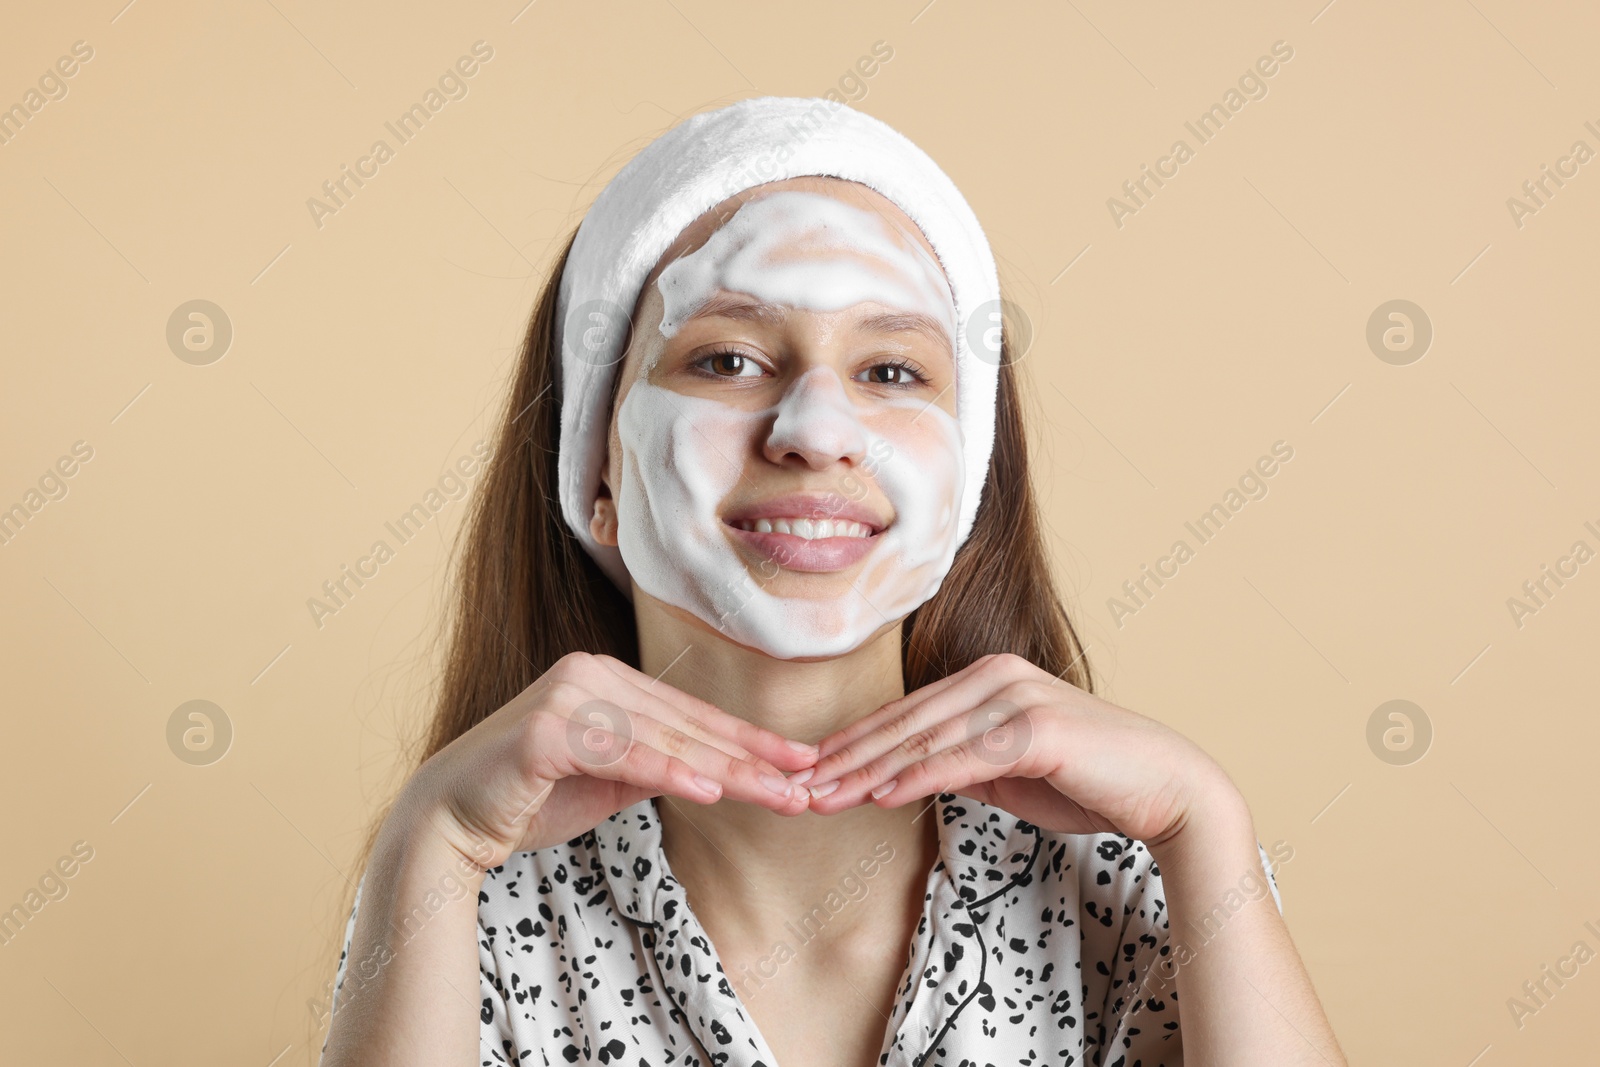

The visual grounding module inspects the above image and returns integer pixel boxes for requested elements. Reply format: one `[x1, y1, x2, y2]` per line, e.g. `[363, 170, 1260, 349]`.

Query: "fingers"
[533, 701, 812, 815]
[856, 737, 1016, 810]
[553, 726, 729, 805]
[813, 654, 1000, 760]
[576, 658, 794, 779]
[806, 702, 1038, 814]
[808, 656, 1018, 787]
[625, 711, 813, 813]
[592, 655, 820, 770]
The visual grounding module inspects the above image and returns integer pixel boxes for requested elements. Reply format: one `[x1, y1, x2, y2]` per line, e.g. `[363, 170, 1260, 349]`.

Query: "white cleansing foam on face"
[612, 188, 967, 659]
[654, 189, 957, 346]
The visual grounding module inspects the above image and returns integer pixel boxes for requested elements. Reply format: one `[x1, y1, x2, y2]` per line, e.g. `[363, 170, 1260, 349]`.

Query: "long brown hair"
[317, 221, 1093, 1052]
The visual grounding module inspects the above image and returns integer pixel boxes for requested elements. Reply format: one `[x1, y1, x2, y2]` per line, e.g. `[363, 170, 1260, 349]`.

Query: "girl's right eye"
[693, 350, 764, 378]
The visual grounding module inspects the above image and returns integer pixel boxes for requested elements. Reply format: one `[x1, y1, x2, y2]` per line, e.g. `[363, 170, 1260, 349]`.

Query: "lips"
[721, 492, 890, 573]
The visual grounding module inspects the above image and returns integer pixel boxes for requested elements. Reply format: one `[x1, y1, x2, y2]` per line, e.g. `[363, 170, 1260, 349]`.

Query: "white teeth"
[734, 517, 875, 540]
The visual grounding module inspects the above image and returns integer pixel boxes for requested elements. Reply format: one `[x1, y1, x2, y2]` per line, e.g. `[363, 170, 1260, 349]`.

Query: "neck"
[634, 593, 940, 956]
[636, 594, 906, 745]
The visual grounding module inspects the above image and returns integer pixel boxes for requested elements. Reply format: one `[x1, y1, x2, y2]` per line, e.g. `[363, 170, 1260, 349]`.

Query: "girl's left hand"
[800, 652, 1245, 847]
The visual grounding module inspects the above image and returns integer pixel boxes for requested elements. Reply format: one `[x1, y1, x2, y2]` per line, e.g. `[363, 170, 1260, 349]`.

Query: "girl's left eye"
[856, 359, 930, 386]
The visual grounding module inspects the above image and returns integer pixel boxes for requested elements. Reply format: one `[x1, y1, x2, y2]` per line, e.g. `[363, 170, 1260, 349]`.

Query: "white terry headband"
[555, 95, 1002, 594]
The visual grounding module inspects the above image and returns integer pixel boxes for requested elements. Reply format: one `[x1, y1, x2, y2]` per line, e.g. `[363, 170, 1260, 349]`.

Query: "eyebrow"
[685, 294, 953, 350]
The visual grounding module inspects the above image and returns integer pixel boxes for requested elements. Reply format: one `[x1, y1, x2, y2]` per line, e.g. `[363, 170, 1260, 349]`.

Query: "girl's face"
[594, 177, 965, 660]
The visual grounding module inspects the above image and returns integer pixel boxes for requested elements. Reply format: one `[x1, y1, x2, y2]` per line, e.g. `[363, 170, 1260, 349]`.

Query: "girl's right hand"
[394, 652, 818, 873]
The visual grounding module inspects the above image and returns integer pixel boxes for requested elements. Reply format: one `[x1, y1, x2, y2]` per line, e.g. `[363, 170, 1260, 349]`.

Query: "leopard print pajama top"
[324, 793, 1282, 1066]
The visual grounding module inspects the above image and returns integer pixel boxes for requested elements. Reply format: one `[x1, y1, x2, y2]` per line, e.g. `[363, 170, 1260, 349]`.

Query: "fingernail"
[787, 739, 820, 754]
[870, 778, 898, 800]
[692, 774, 722, 796]
[808, 780, 840, 799]
[788, 768, 815, 787]
[760, 773, 794, 797]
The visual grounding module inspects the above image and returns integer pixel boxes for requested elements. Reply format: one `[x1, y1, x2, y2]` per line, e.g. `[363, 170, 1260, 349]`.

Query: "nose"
[763, 366, 869, 470]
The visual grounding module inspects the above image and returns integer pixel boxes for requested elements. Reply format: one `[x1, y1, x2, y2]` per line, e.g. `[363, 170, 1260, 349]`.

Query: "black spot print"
[324, 794, 1281, 1065]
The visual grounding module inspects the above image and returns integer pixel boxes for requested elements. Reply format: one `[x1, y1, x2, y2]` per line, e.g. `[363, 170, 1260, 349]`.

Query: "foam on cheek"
[655, 189, 955, 342]
[849, 398, 963, 622]
[614, 383, 751, 630]
[615, 376, 965, 660]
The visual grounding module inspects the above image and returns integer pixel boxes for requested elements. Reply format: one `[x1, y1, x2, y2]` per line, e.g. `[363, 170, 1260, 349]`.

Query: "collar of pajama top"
[589, 791, 1045, 1067]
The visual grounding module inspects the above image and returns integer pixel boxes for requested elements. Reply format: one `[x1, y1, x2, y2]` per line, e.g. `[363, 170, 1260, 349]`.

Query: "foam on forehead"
[555, 95, 1003, 595]
[653, 188, 957, 345]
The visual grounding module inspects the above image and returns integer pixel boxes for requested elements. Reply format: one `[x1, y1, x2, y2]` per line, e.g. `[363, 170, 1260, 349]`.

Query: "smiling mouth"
[728, 517, 876, 540]
[720, 507, 887, 573]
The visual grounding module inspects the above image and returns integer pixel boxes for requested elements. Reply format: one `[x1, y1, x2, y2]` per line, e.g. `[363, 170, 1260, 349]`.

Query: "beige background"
[2, 0, 1596, 1062]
